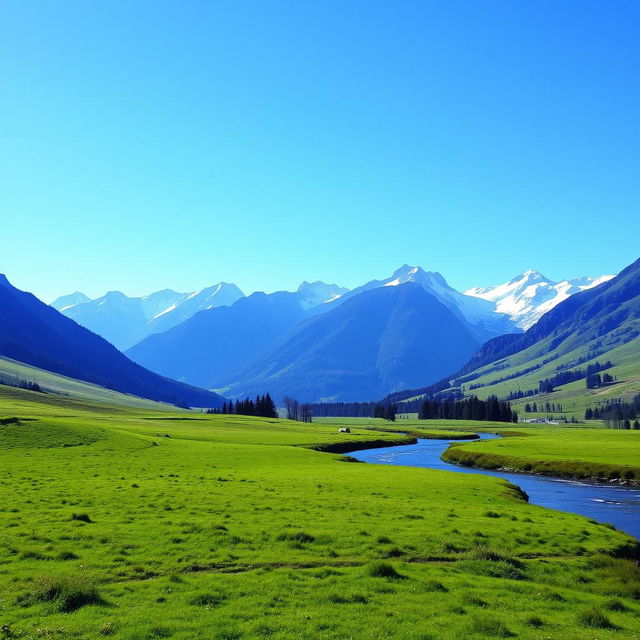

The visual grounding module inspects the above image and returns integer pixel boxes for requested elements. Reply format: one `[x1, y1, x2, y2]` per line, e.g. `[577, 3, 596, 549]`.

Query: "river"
[350, 434, 640, 539]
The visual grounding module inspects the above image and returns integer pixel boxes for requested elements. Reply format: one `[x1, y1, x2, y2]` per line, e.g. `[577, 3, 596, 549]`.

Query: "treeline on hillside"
[585, 395, 640, 429]
[309, 401, 378, 418]
[586, 372, 615, 389]
[524, 401, 564, 413]
[418, 395, 517, 423]
[383, 377, 452, 404]
[504, 361, 612, 399]
[207, 394, 278, 419]
[0, 378, 43, 393]
[373, 404, 397, 421]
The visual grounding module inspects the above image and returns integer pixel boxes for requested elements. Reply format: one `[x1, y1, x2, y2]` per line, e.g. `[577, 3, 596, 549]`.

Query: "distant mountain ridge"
[219, 283, 483, 402]
[448, 257, 640, 414]
[52, 283, 245, 350]
[51, 264, 616, 404]
[465, 270, 615, 329]
[0, 275, 224, 408]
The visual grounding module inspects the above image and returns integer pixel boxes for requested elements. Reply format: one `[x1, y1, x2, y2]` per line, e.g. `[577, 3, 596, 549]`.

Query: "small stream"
[350, 434, 640, 539]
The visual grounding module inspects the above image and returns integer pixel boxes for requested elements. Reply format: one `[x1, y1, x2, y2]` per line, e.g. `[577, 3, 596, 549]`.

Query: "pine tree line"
[585, 395, 640, 429]
[418, 395, 517, 423]
[524, 401, 564, 413]
[373, 404, 397, 421]
[0, 378, 42, 393]
[207, 394, 278, 419]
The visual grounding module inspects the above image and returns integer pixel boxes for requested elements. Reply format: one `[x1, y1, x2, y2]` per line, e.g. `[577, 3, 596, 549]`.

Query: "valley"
[1, 386, 639, 639]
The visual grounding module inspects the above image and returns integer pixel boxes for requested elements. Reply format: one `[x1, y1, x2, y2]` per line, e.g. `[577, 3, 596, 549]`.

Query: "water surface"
[350, 434, 640, 539]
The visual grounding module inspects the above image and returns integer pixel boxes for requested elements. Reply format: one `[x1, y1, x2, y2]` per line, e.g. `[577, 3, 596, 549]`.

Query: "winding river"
[350, 434, 640, 539]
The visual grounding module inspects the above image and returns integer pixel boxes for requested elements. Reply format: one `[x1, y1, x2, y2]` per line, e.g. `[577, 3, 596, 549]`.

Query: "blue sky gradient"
[1, 1, 638, 301]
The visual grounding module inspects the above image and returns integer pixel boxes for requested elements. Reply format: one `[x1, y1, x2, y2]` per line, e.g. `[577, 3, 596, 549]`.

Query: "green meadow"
[464, 337, 640, 420]
[443, 427, 640, 482]
[1, 386, 640, 639]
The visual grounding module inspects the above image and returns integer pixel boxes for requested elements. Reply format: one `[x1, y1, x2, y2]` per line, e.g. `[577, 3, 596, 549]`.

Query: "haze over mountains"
[52, 283, 245, 350]
[11, 262, 613, 405]
[0, 275, 224, 408]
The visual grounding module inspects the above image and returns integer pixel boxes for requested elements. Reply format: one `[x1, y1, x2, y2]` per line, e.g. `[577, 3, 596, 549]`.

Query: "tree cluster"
[524, 401, 563, 413]
[373, 404, 397, 421]
[207, 394, 278, 418]
[0, 378, 42, 393]
[586, 372, 615, 389]
[585, 395, 640, 429]
[283, 396, 312, 422]
[418, 395, 517, 423]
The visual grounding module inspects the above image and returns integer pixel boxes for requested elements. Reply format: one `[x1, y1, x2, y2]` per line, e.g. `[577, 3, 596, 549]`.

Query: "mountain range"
[0, 275, 224, 408]
[11, 263, 616, 405]
[465, 270, 615, 330]
[52, 283, 245, 350]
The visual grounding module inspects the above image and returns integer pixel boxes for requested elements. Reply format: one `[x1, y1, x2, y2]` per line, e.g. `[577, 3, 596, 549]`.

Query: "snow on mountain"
[465, 270, 616, 329]
[149, 283, 244, 331]
[54, 283, 245, 350]
[339, 265, 518, 341]
[51, 291, 91, 312]
[296, 281, 349, 309]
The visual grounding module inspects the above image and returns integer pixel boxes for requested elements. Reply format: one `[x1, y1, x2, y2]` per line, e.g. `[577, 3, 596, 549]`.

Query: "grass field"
[463, 336, 640, 420]
[1, 387, 640, 639]
[443, 427, 640, 483]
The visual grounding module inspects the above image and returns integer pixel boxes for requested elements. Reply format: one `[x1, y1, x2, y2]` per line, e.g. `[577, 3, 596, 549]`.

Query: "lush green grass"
[443, 427, 640, 482]
[463, 335, 640, 420]
[0, 356, 177, 410]
[1, 387, 640, 639]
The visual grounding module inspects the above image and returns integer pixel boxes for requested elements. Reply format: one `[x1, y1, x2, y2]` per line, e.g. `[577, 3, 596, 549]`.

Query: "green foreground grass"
[443, 427, 640, 483]
[1, 387, 640, 639]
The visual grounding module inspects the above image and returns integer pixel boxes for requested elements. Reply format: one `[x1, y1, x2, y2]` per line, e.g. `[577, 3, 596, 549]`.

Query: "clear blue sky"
[2, 0, 638, 302]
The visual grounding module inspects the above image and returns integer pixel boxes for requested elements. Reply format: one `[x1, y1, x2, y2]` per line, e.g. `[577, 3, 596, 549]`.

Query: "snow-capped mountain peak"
[465, 271, 615, 329]
[296, 281, 349, 309]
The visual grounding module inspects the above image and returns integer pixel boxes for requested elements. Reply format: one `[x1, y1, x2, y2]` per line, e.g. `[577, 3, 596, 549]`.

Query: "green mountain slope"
[0, 356, 178, 410]
[445, 257, 640, 418]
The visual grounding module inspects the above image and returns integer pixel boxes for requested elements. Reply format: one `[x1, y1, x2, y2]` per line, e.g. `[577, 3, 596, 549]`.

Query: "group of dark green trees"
[207, 394, 278, 419]
[585, 395, 640, 428]
[586, 372, 615, 389]
[373, 404, 397, 421]
[418, 395, 517, 423]
[524, 401, 564, 413]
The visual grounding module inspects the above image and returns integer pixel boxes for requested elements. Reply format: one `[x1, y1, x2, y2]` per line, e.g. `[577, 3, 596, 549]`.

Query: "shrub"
[19, 574, 104, 612]
[189, 592, 227, 607]
[70, 513, 93, 523]
[424, 580, 448, 592]
[366, 561, 403, 579]
[604, 598, 628, 612]
[462, 593, 488, 607]
[576, 607, 615, 629]
[525, 616, 544, 628]
[467, 614, 513, 637]
[277, 531, 315, 544]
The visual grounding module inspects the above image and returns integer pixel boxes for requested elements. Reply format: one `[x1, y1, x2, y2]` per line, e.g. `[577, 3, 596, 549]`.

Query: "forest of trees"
[585, 395, 640, 429]
[586, 372, 615, 389]
[373, 404, 397, 421]
[418, 395, 517, 423]
[207, 394, 278, 419]
[283, 396, 312, 422]
[0, 378, 42, 393]
[308, 401, 378, 418]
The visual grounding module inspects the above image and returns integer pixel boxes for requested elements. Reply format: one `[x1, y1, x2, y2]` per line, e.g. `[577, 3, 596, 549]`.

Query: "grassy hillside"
[443, 427, 640, 482]
[1, 387, 639, 638]
[461, 335, 640, 419]
[0, 356, 180, 410]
